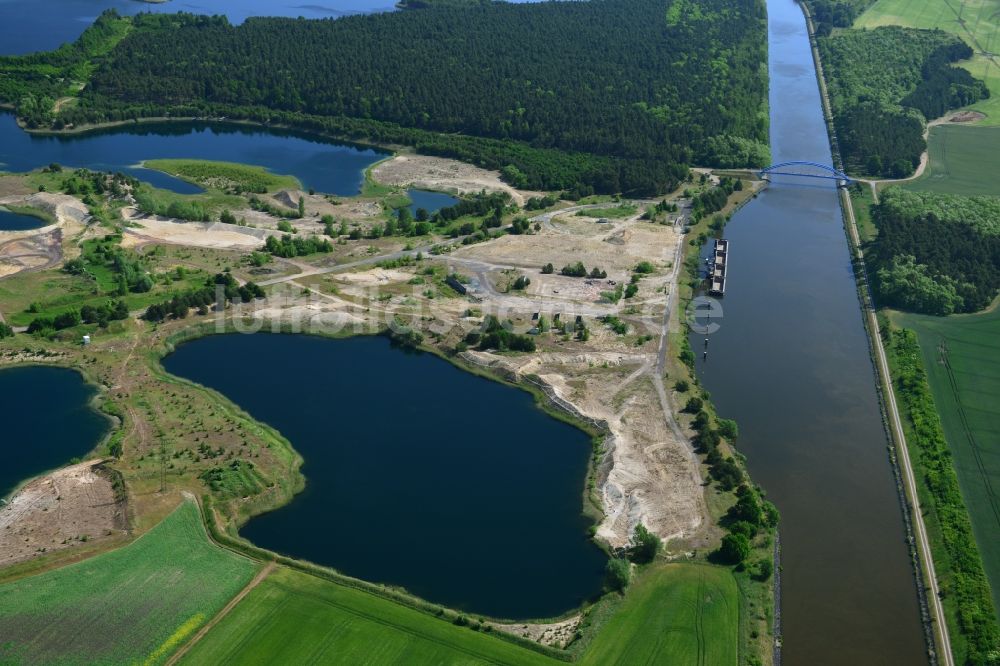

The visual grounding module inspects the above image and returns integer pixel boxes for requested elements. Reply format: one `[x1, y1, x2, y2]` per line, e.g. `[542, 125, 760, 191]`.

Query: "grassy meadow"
[0, 500, 258, 665]
[895, 304, 1000, 620]
[182, 562, 739, 666]
[579, 564, 739, 666]
[857, 0, 1000, 125]
[180, 567, 556, 666]
[144, 159, 301, 194]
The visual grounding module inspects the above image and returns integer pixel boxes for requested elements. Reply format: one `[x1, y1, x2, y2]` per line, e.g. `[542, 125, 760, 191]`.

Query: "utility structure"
[758, 160, 853, 187]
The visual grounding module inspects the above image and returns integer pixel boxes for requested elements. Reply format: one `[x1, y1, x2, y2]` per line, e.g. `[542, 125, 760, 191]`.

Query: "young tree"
[718, 533, 750, 564]
[629, 523, 662, 564]
[605, 558, 631, 592]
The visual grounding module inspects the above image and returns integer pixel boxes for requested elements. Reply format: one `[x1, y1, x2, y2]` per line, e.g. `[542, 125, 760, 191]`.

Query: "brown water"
[690, 1, 929, 663]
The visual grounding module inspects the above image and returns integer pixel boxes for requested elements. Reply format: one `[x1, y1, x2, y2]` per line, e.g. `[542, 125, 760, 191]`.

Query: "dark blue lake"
[162, 333, 607, 619]
[0, 209, 47, 231]
[405, 189, 458, 216]
[0, 366, 109, 499]
[0, 115, 388, 196]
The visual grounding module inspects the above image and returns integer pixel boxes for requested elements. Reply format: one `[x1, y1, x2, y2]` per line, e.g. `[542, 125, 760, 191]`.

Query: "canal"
[690, 0, 928, 663]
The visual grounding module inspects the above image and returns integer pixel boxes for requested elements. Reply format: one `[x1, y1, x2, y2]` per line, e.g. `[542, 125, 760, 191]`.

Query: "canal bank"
[690, 0, 929, 663]
[801, 1, 952, 662]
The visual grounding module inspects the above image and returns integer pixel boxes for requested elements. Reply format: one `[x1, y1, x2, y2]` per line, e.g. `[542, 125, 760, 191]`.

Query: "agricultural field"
[857, 0, 1000, 125]
[144, 159, 302, 194]
[0, 500, 258, 665]
[181, 566, 557, 666]
[904, 125, 1000, 196]
[895, 304, 1000, 617]
[183, 562, 740, 666]
[579, 565, 739, 666]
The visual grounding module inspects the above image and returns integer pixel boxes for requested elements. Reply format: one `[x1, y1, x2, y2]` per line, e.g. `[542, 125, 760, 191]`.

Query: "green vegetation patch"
[181, 566, 555, 665]
[906, 125, 1000, 197]
[857, 0, 1000, 125]
[883, 321, 1000, 663]
[868, 187, 1000, 314]
[144, 159, 301, 194]
[0, 500, 258, 665]
[0, 11, 132, 128]
[3, 0, 772, 195]
[575, 204, 637, 219]
[818, 25, 986, 177]
[579, 564, 739, 666]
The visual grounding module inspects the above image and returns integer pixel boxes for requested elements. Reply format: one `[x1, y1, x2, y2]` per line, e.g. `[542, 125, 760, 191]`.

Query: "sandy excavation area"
[372, 154, 541, 205]
[465, 350, 705, 549]
[0, 193, 90, 278]
[231, 204, 704, 549]
[0, 461, 126, 567]
[122, 212, 274, 251]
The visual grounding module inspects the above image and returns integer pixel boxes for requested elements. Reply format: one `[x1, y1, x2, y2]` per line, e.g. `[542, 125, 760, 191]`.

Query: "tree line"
[818, 27, 988, 178]
[868, 188, 1000, 314]
[2, 0, 770, 196]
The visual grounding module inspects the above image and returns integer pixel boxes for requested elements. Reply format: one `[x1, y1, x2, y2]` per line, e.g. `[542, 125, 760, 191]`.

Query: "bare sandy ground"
[0, 193, 88, 278]
[491, 615, 581, 648]
[0, 461, 126, 567]
[371, 154, 542, 206]
[465, 351, 704, 549]
[121, 211, 274, 251]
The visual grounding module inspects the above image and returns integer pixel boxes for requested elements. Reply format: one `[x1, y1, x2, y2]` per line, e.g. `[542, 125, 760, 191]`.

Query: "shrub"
[605, 558, 631, 592]
[629, 523, 661, 564]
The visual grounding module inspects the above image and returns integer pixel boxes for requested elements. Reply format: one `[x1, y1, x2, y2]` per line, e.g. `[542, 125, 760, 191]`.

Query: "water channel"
[690, 0, 928, 663]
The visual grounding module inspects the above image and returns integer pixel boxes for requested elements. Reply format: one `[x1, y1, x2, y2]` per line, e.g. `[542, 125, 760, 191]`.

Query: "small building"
[82, 335, 91, 345]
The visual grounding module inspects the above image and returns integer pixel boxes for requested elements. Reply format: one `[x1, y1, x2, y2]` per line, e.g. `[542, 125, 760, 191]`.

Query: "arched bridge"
[758, 161, 853, 185]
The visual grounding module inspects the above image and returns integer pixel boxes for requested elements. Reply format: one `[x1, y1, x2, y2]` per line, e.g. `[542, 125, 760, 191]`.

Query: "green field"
[575, 204, 638, 219]
[0, 500, 258, 665]
[905, 124, 1000, 195]
[183, 562, 739, 666]
[579, 565, 739, 666]
[144, 159, 301, 194]
[896, 304, 1000, 617]
[181, 566, 556, 666]
[857, 0, 1000, 125]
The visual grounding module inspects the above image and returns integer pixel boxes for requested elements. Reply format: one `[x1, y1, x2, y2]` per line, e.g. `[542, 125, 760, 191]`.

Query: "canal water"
[162, 333, 607, 619]
[690, 0, 928, 663]
[0, 367, 109, 499]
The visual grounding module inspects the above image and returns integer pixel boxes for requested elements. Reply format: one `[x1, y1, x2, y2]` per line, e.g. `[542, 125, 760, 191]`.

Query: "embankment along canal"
[691, 0, 928, 663]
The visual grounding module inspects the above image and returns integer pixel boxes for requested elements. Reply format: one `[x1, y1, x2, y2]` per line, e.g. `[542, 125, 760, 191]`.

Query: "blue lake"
[0, 366, 109, 499]
[0, 115, 388, 196]
[405, 189, 459, 216]
[0, 209, 47, 231]
[162, 333, 607, 619]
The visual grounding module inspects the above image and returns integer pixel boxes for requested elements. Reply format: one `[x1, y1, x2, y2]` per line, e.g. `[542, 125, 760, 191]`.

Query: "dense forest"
[804, 0, 876, 36]
[0, 0, 770, 196]
[868, 188, 1000, 314]
[819, 27, 988, 178]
